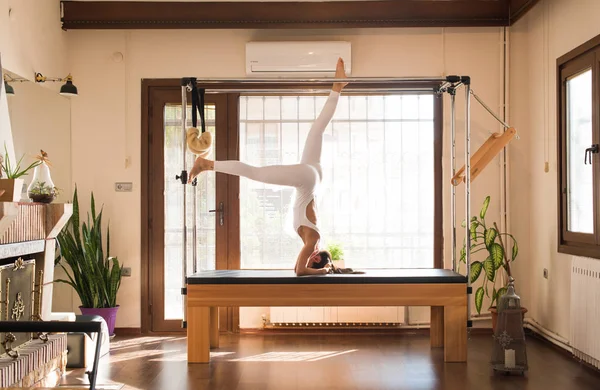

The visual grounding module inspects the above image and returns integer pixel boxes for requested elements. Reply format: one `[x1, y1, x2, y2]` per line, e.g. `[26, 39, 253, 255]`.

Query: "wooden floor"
[60, 332, 600, 390]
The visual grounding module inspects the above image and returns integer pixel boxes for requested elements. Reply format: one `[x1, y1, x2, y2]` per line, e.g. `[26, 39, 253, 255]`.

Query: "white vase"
[27, 162, 56, 203]
[334, 259, 345, 268]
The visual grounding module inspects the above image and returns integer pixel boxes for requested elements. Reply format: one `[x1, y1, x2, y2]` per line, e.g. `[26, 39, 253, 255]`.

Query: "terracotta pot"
[490, 306, 528, 333]
[333, 259, 345, 268]
[0, 178, 24, 202]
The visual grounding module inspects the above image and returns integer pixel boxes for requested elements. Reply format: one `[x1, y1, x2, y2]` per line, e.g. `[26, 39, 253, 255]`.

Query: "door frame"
[141, 79, 240, 333]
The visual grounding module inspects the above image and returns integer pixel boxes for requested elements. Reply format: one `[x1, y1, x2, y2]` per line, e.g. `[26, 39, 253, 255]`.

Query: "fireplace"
[0, 257, 39, 357]
[0, 201, 72, 387]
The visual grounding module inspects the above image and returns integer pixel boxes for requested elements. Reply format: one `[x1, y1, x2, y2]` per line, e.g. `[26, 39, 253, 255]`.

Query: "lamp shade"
[4, 81, 14, 95]
[59, 80, 78, 97]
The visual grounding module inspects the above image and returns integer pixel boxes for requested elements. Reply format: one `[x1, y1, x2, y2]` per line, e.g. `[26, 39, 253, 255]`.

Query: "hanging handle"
[209, 202, 224, 226]
[584, 144, 599, 164]
[191, 81, 206, 134]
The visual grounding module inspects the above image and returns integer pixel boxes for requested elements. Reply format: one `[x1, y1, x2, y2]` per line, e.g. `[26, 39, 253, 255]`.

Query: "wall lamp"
[34, 72, 78, 97]
[2, 74, 28, 96]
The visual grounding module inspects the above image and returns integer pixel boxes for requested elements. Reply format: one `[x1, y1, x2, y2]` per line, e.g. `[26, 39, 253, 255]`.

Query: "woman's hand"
[333, 57, 348, 92]
[323, 263, 332, 274]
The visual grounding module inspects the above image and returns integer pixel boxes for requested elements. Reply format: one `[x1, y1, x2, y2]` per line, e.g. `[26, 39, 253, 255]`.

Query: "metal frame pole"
[450, 89, 457, 273]
[181, 83, 188, 328]
[465, 81, 472, 326]
[190, 76, 448, 84]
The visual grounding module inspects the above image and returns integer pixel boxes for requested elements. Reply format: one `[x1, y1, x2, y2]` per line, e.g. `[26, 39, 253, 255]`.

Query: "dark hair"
[310, 250, 332, 269]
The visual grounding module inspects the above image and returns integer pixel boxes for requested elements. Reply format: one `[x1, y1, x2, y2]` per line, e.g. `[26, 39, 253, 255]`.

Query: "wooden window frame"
[557, 33, 600, 258]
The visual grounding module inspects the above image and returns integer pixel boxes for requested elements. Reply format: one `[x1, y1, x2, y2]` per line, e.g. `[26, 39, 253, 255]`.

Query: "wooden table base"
[186, 282, 467, 364]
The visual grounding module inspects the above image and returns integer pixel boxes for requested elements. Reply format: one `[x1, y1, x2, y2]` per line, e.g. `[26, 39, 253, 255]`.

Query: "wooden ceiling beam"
[509, 0, 541, 24]
[60, 0, 512, 30]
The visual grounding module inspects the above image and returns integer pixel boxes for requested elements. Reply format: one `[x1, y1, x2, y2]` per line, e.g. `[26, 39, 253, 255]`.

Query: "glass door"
[148, 89, 229, 332]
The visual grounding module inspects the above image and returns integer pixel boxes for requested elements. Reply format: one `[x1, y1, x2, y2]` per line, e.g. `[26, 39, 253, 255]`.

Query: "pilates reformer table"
[185, 268, 468, 363]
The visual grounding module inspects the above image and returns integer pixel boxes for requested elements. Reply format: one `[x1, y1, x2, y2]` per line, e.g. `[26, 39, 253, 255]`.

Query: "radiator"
[570, 256, 600, 369]
[268, 306, 406, 327]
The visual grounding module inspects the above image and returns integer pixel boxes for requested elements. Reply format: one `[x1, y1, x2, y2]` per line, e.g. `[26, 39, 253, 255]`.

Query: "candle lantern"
[491, 276, 528, 375]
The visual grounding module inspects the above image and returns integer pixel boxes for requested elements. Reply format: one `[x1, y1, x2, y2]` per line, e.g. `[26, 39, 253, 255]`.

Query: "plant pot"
[490, 306, 528, 334]
[80, 305, 119, 336]
[333, 259, 345, 268]
[0, 178, 24, 202]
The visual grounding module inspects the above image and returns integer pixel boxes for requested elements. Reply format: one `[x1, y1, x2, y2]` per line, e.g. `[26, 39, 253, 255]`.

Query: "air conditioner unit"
[245, 41, 351, 77]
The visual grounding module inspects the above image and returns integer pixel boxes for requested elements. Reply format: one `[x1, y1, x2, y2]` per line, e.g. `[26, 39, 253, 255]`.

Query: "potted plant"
[55, 186, 123, 336]
[0, 144, 41, 202]
[326, 241, 345, 268]
[28, 181, 59, 203]
[459, 195, 526, 332]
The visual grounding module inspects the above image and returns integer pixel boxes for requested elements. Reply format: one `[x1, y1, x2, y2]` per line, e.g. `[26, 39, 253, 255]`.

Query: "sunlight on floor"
[229, 349, 358, 362]
[60, 374, 125, 390]
[109, 336, 184, 351]
[149, 351, 235, 362]
[109, 349, 179, 363]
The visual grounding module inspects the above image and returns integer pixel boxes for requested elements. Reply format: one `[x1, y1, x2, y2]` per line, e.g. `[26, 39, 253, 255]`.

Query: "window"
[238, 93, 440, 269]
[558, 34, 600, 257]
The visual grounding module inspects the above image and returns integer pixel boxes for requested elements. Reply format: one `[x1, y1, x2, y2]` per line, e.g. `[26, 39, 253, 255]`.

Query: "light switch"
[115, 182, 133, 192]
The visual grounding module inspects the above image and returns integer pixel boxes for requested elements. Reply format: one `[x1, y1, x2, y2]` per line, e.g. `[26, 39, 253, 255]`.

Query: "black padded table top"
[186, 268, 467, 285]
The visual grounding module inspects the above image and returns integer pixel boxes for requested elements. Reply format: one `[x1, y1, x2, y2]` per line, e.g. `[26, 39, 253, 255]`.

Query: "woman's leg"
[300, 57, 348, 165]
[188, 157, 313, 188]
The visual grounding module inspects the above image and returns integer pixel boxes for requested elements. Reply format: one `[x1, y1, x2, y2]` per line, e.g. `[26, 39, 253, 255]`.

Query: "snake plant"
[55, 186, 123, 308]
[459, 195, 518, 315]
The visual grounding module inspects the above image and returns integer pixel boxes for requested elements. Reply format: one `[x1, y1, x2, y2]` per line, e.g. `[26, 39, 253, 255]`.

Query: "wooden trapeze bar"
[451, 127, 517, 186]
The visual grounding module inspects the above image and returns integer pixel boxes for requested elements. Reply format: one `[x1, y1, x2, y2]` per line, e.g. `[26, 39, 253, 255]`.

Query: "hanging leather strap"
[191, 81, 206, 133]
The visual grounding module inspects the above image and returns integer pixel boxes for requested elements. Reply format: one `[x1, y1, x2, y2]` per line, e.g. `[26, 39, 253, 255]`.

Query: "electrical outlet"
[115, 182, 133, 192]
[121, 267, 132, 277]
[543, 268, 548, 279]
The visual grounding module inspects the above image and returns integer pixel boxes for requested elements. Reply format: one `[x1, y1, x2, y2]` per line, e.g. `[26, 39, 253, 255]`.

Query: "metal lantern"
[491, 277, 528, 375]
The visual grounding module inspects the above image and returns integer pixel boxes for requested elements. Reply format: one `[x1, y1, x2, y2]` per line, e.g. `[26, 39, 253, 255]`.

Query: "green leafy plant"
[326, 242, 344, 261]
[28, 181, 59, 203]
[459, 195, 518, 315]
[55, 186, 123, 308]
[0, 144, 41, 179]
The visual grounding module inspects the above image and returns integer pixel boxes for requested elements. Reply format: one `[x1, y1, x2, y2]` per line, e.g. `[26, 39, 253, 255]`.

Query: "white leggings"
[213, 90, 340, 233]
[214, 90, 339, 186]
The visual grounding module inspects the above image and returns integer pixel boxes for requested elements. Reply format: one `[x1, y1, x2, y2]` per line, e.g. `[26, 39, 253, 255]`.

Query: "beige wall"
[0, 0, 69, 173]
[6, 80, 72, 203]
[509, 0, 600, 342]
[0, 0, 68, 80]
[65, 27, 507, 328]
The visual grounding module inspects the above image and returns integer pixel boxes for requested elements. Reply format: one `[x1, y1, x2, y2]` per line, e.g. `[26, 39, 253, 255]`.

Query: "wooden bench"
[186, 268, 468, 363]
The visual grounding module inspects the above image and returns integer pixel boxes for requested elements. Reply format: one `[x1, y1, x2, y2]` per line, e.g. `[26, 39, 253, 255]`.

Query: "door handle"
[209, 202, 224, 226]
[585, 144, 599, 164]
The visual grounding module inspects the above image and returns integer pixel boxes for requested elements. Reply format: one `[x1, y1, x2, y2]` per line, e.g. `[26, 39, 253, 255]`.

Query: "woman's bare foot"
[332, 57, 348, 92]
[188, 156, 214, 183]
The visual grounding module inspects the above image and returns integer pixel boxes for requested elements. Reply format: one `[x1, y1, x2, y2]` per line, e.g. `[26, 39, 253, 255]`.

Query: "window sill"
[558, 243, 600, 260]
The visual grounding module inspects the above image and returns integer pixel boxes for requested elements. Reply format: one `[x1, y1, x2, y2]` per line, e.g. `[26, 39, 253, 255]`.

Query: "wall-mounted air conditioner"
[245, 41, 351, 77]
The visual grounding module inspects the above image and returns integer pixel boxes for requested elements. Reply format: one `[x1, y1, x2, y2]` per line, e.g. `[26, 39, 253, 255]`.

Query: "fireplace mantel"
[0, 202, 73, 320]
[0, 202, 73, 246]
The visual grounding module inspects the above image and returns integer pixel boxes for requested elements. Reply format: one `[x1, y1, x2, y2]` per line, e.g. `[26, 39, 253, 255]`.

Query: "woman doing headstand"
[188, 58, 348, 276]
